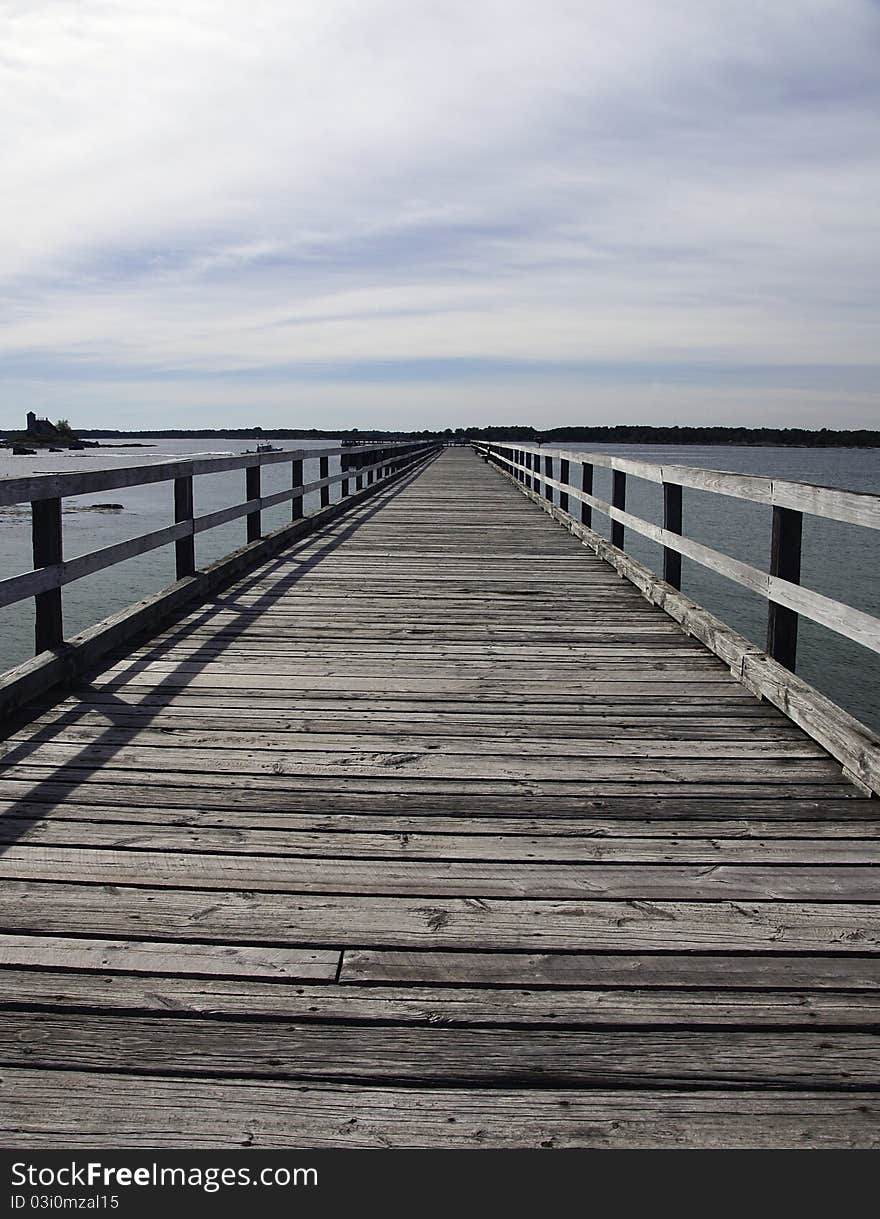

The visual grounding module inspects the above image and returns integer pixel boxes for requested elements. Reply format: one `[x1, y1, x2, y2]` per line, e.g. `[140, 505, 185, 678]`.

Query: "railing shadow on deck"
[0, 454, 440, 852]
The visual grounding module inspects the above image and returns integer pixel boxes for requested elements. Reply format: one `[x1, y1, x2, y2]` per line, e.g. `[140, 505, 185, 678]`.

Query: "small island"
[2, 412, 99, 455]
[2, 413, 154, 454]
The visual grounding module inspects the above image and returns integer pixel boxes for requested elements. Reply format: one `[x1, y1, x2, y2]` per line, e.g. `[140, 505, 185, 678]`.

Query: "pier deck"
[1, 447, 878, 1147]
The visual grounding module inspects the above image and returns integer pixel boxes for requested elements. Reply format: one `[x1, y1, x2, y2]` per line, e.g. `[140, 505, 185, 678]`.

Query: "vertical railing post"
[559, 458, 569, 514]
[581, 462, 593, 528]
[246, 463, 261, 542]
[767, 506, 803, 671]
[356, 452, 364, 491]
[662, 482, 683, 589]
[341, 453, 350, 497]
[173, 475, 195, 579]
[291, 456, 304, 520]
[543, 454, 553, 503]
[611, 469, 626, 549]
[319, 455, 330, 508]
[32, 496, 63, 654]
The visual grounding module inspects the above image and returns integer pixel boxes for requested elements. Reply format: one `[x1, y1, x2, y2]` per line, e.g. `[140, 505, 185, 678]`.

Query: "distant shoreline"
[72, 426, 880, 448]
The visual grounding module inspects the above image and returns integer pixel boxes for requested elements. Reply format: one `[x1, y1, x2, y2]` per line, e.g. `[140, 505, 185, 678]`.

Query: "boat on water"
[242, 442, 282, 454]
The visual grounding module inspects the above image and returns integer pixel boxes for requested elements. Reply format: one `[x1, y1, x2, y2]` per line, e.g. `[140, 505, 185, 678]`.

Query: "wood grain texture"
[4, 967, 880, 1026]
[2, 1070, 878, 1148]
[3, 1013, 880, 1088]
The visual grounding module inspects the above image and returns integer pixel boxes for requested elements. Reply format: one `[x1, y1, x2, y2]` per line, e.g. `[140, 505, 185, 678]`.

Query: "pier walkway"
[0, 447, 878, 1147]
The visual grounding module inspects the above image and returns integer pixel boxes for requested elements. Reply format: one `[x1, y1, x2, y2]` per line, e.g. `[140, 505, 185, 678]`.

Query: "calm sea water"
[1, 438, 878, 733]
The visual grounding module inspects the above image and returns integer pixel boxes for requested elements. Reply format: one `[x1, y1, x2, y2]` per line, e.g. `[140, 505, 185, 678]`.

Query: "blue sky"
[2, 0, 879, 430]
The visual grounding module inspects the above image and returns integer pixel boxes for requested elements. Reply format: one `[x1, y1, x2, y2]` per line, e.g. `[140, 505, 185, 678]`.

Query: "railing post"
[543, 454, 553, 503]
[663, 482, 682, 589]
[341, 453, 350, 497]
[319, 455, 330, 508]
[767, 506, 803, 670]
[246, 463, 261, 542]
[356, 453, 364, 491]
[559, 458, 569, 513]
[291, 457, 304, 519]
[581, 462, 593, 528]
[32, 496, 63, 653]
[173, 476, 195, 579]
[611, 470, 626, 549]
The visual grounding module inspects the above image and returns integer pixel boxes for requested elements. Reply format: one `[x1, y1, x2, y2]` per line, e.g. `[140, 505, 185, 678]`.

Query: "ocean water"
[1, 438, 878, 733]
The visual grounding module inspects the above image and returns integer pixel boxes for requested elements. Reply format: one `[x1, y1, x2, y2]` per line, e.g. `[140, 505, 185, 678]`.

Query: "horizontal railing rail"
[475, 442, 880, 671]
[476, 444, 880, 529]
[1, 442, 436, 657]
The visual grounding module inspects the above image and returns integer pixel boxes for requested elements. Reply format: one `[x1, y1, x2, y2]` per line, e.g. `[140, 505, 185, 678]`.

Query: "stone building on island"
[26, 411, 63, 438]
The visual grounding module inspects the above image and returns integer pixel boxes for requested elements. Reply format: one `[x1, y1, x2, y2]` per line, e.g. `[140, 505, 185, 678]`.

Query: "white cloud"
[1, 0, 879, 425]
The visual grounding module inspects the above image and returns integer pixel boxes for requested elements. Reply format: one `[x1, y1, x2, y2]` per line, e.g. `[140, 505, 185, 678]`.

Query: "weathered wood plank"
[3, 1013, 880, 1088]
[340, 949, 880, 989]
[0, 773, 863, 806]
[3, 968, 879, 1026]
[0, 845, 876, 900]
[3, 800, 875, 837]
[0, 882, 878, 951]
[2, 1069, 877, 1147]
[1, 726, 828, 760]
[0, 741, 845, 782]
[8, 707, 811, 741]
[0, 935, 338, 978]
[2, 818, 877, 862]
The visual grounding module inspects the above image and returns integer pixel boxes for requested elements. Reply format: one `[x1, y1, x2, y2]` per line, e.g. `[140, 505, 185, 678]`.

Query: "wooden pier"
[0, 445, 879, 1147]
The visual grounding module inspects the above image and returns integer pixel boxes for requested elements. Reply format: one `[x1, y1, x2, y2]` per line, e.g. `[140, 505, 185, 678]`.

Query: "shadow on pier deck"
[1, 447, 878, 1147]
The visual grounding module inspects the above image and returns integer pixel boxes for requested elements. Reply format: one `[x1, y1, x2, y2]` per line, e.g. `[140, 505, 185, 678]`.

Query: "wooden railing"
[476, 441, 880, 794]
[1, 441, 436, 658]
[476, 442, 880, 671]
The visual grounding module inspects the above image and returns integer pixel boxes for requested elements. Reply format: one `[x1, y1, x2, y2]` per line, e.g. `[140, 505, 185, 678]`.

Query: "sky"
[2, 0, 879, 431]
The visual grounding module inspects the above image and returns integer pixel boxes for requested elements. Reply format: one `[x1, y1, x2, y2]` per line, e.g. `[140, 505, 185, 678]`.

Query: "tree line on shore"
[75, 424, 880, 447]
